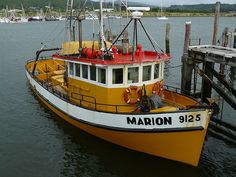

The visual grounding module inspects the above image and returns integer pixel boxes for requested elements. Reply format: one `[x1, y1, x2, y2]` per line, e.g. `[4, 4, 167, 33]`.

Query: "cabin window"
[142, 65, 152, 81]
[154, 64, 160, 79]
[98, 68, 106, 84]
[112, 68, 123, 84]
[90, 66, 96, 81]
[160, 62, 164, 78]
[69, 62, 74, 75]
[75, 63, 80, 77]
[128, 67, 139, 83]
[82, 64, 88, 79]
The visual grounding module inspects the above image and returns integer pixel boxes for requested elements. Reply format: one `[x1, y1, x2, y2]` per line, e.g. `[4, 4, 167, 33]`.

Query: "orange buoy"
[124, 86, 142, 104]
[152, 81, 163, 96]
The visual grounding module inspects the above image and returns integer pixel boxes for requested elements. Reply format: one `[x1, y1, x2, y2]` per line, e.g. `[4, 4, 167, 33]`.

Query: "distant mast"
[112, 0, 115, 9]
[160, 0, 163, 17]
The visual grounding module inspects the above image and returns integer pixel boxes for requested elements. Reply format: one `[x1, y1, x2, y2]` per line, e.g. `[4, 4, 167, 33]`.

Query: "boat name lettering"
[126, 116, 172, 126]
[179, 114, 201, 123]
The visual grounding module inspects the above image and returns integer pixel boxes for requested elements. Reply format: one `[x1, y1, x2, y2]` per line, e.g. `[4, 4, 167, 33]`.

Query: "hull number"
[179, 114, 201, 123]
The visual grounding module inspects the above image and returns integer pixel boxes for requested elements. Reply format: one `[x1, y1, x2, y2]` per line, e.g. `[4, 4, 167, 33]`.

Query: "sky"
[133, 0, 236, 6]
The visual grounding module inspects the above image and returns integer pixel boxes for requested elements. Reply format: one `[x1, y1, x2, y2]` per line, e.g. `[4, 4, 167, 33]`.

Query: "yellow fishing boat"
[25, 5, 213, 166]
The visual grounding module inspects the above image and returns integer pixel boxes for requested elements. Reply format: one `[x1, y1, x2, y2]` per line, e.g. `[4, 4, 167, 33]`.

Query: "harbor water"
[0, 17, 235, 177]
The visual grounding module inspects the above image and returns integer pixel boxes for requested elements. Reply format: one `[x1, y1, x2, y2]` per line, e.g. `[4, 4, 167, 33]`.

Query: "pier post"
[212, 1, 220, 45]
[233, 28, 236, 49]
[220, 27, 228, 75]
[165, 23, 170, 54]
[202, 1, 220, 102]
[230, 28, 236, 88]
[181, 22, 193, 95]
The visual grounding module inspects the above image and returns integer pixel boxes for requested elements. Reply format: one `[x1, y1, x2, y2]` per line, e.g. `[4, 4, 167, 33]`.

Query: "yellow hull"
[31, 84, 208, 167]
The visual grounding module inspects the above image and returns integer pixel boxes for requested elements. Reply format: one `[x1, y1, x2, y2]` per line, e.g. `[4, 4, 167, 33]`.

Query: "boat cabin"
[51, 47, 167, 112]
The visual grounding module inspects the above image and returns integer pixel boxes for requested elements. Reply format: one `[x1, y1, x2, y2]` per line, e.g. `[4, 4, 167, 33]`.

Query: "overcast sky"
[134, 0, 236, 6]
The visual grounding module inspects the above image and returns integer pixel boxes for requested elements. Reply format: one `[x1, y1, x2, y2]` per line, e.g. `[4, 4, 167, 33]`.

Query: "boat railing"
[38, 80, 69, 101]
[36, 78, 134, 113]
[70, 92, 135, 113]
[36, 77, 199, 113]
[26, 56, 51, 64]
[164, 85, 183, 94]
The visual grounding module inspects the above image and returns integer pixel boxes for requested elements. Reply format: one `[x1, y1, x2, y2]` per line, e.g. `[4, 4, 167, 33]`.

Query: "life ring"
[124, 86, 142, 104]
[152, 81, 163, 96]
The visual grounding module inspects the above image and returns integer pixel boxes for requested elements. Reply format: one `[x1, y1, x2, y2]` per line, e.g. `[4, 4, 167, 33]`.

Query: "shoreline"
[143, 12, 236, 17]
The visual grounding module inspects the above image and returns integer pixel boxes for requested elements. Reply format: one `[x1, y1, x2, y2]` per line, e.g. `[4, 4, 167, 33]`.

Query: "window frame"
[75, 63, 81, 77]
[97, 67, 107, 85]
[127, 66, 140, 84]
[142, 65, 152, 82]
[82, 64, 88, 79]
[154, 63, 160, 79]
[68, 62, 74, 76]
[112, 68, 124, 85]
[90, 65, 97, 81]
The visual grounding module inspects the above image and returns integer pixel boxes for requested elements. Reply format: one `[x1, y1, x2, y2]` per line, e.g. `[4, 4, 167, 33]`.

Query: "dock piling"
[201, 1, 221, 102]
[234, 28, 236, 49]
[181, 22, 193, 95]
[165, 23, 170, 54]
[220, 27, 229, 75]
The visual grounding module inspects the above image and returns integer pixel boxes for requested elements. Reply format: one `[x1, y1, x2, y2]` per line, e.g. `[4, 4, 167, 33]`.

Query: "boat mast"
[21, 3, 26, 18]
[112, 0, 115, 9]
[99, 0, 105, 50]
[66, 0, 74, 41]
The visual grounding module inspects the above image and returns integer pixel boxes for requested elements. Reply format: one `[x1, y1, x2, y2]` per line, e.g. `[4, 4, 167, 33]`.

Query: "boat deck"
[26, 58, 201, 114]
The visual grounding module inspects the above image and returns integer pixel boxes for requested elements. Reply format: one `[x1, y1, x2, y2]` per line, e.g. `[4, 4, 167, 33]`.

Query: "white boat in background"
[85, 11, 99, 20]
[157, 0, 168, 20]
[0, 17, 10, 23]
[157, 16, 168, 20]
[0, 6, 10, 23]
[107, 15, 122, 19]
[28, 9, 44, 22]
[8, 4, 28, 23]
[28, 15, 44, 22]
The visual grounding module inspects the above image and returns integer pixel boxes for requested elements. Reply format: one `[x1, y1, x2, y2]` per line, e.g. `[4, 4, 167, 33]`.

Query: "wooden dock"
[188, 45, 236, 67]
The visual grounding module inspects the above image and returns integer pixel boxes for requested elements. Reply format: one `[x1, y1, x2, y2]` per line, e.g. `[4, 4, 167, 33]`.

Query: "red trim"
[52, 51, 171, 65]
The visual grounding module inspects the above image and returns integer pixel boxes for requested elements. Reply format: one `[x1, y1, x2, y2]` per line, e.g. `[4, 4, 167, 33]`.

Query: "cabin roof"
[52, 51, 171, 65]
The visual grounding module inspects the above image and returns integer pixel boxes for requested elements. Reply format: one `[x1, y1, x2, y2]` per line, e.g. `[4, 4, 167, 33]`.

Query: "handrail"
[70, 92, 134, 113]
[32, 74, 196, 113]
[164, 85, 182, 93]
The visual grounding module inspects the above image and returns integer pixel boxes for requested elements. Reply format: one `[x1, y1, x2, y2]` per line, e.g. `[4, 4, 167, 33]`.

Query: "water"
[0, 17, 235, 177]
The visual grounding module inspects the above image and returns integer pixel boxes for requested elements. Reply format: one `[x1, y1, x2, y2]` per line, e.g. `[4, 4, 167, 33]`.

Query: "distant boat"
[28, 16, 44, 22]
[157, 16, 168, 20]
[107, 15, 122, 19]
[157, 0, 168, 20]
[0, 6, 10, 23]
[84, 10, 99, 20]
[0, 17, 10, 23]
[28, 9, 44, 22]
[8, 7, 28, 24]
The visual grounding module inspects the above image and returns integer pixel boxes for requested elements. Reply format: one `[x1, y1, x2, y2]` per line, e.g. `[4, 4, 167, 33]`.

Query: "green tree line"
[0, 0, 87, 10]
[152, 3, 236, 13]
